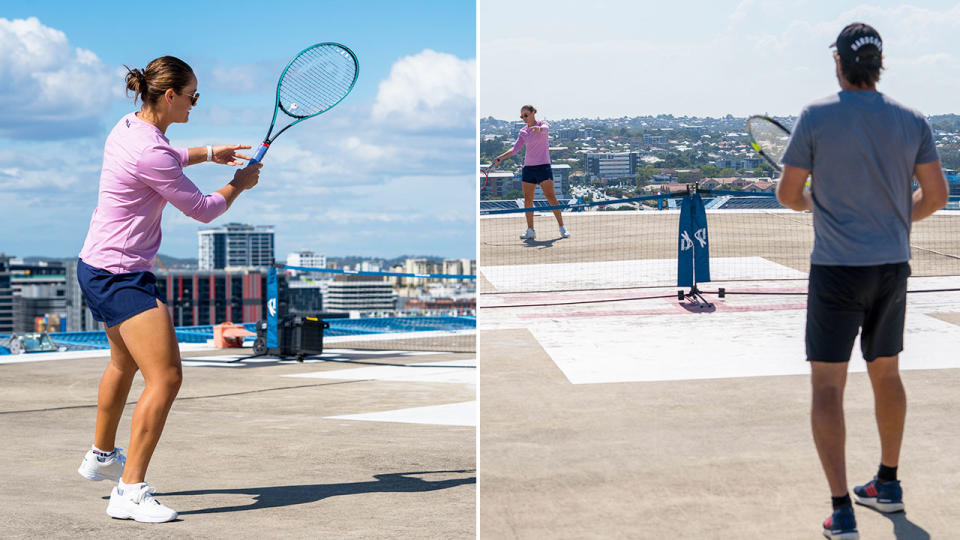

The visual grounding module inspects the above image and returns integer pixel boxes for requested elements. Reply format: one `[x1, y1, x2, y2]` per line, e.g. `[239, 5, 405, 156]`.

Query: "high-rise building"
[480, 170, 519, 200]
[65, 261, 97, 332]
[323, 276, 397, 313]
[198, 223, 274, 270]
[585, 152, 639, 181]
[155, 268, 286, 326]
[0, 254, 12, 333]
[286, 250, 328, 279]
[8, 260, 66, 333]
[442, 258, 477, 285]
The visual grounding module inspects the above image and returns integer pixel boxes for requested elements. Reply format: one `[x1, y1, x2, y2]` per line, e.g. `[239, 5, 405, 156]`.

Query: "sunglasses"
[521, 113, 529, 118]
[180, 91, 199, 106]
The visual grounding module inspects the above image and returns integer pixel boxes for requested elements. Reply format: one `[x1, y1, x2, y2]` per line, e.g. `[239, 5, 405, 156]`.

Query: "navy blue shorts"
[805, 262, 910, 363]
[77, 259, 166, 327]
[522, 164, 553, 184]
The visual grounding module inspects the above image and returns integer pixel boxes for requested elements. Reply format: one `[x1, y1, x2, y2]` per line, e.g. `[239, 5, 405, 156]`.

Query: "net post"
[266, 265, 279, 349]
[677, 190, 713, 308]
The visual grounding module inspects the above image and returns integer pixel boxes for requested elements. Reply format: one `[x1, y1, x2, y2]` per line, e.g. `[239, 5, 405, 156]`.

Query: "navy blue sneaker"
[822, 505, 858, 540]
[854, 476, 904, 513]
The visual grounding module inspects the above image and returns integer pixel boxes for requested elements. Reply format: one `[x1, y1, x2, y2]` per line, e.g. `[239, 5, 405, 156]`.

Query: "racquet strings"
[278, 45, 357, 119]
[746, 116, 790, 166]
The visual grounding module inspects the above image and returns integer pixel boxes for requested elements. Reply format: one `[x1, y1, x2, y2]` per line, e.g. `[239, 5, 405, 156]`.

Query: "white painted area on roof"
[481, 276, 960, 384]
[285, 359, 476, 385]
[0, 343, 213, 365]
[326, 401, 476, 427]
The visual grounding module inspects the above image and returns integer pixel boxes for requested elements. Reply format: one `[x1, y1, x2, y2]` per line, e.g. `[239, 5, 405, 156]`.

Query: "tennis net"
[479, 192, 960, 295]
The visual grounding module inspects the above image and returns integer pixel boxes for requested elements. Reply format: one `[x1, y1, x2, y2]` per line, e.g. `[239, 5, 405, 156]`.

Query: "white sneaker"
[559, 226, 570, 238]
[520, 228, 536, 240]
[106, 483, 177, 523]
[78, 447, 125, 482]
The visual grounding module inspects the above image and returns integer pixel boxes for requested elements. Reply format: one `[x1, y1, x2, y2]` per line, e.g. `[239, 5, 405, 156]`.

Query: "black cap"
[831, 23, 882, 66]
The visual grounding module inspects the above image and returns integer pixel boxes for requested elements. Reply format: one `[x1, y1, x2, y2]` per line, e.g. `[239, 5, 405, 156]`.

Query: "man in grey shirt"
[776, 22, 948, 540]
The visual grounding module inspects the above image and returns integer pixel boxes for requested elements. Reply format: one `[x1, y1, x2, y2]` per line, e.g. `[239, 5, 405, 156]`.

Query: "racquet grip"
[249, 143, 270, 164]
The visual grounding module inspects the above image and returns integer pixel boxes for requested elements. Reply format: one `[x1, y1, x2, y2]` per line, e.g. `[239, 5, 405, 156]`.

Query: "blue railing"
[0, 316, 477, 355]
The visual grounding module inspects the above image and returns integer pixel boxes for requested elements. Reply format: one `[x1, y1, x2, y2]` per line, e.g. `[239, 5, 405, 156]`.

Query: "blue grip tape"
[250, 144, 269, 164]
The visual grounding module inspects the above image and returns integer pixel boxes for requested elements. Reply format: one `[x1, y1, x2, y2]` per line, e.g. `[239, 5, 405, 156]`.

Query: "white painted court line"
[0, 343, 213, 365]
[284, 359, 477, 385]
[326, 401, 476, 427]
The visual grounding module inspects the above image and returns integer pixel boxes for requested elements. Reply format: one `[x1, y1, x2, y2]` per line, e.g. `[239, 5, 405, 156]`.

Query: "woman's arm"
[138, 145, 260, 223]
[215, 164, 262, 211]
[184, 144, 253, 166]
[494, 149, 517, 166]
[495, 130, 528, 166]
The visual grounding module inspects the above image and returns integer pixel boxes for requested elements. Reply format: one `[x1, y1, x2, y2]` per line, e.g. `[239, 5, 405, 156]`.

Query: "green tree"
[480, 139, 508, 162]
[636, 165, 659, 184]
[700, 164, 719, 177]
[505, 189, 523, 199]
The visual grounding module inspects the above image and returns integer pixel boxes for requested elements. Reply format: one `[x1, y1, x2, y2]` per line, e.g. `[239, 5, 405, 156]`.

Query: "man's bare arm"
[776, 164, 813, 212]
[912, 161, 949, 222]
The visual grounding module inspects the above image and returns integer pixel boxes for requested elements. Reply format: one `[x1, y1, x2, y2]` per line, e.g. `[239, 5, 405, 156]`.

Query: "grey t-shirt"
[782, 90, 939, 266]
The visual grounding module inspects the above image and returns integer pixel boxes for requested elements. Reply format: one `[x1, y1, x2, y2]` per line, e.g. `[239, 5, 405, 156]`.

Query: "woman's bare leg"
[93, 324, 139, 451]
[540, 179, 565, 227]
[522, 181, 536, 229]
[115, 299, 182, 484]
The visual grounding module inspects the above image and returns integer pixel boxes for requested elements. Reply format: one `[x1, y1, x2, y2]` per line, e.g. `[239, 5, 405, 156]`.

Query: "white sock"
[117, 479, 145, 496]
[92, 445, 116, 461]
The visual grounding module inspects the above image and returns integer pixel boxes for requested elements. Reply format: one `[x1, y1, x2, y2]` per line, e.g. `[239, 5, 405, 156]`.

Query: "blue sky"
[0, 1, 476, 261]
[480, 0, 959, 119]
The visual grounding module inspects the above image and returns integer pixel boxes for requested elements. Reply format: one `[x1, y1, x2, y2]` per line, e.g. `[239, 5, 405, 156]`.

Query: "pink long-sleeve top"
[511, 120, 550, 166]
[79, 112, 227, 273]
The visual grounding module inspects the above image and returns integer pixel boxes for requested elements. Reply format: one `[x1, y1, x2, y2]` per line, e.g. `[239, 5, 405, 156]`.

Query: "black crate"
[254, 315, 331, 361]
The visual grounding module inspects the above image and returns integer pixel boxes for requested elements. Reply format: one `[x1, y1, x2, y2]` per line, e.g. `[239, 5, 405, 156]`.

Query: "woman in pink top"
[494, 105, 569, 240]
[75, 56, 261, 522]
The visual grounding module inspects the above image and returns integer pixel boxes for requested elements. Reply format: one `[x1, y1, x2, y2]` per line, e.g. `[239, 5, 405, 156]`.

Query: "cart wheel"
[253, 337, 266, 355]
[718, 288, 726, 298]
[296, 354, 305, 363]
[677, 290, 685, 301]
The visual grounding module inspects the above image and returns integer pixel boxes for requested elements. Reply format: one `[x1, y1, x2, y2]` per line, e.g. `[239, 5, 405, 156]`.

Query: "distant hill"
[155, 253, 198, 269]
[327, 255, 455, 269]
[930, 114, 960, 132]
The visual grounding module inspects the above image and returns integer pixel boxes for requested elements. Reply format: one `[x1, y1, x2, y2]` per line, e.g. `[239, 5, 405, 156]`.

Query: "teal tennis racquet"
[249, 43, 359, 164]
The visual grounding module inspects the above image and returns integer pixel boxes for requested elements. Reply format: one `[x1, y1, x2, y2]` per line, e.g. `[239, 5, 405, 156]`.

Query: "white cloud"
[372, 49, 476, 130]
[479, 1, 960, 118]
[208, 63, 276, 94]
[0, 17, 117, 138]
[0, 43, 477, 261]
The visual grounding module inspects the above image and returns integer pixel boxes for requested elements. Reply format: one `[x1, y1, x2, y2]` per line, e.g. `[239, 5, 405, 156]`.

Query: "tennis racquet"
[746, 115, 791, 171]
[480, 163, 495, 193]
[249, 42, 359, 164]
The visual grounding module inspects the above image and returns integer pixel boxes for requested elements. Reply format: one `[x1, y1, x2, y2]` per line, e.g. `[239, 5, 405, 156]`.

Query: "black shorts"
[805, 262, 910, 363]
[77, 258, 166, 327]
[521, 164, 553, 184]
